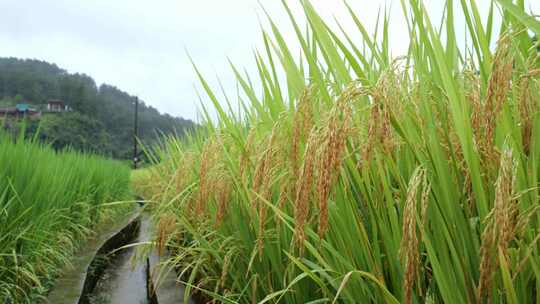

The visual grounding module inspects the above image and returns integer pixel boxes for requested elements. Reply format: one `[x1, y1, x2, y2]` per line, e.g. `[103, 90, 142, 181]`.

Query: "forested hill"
[0, 57, 195, 159]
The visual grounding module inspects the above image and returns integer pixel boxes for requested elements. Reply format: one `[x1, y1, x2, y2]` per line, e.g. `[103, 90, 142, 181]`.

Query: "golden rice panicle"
[400, 167, 425, 304]
[362, 97, 380, 164]
[477, 149, 517, 302]
[277, 177, 289, 211]
[149, 166, 166, 202]
[239, 126, 256, 181]
[251, 128, 275, 216]
[287, 87, 315, 218]
[294, 129, 319, 253]
[275, 175, 290, 231]
[493, 149, 518, 258]
[464, 70, 482, 147]
[361, 69, 398, 164]
[156, 213, 177, 256]
[291, 86, 315, 180]
[251, 148, 266, 210]
[378, 64, 402, 151]
[420, 174, 431, 232]
[482, 34, 513, 163]
[215, 173, 232, 228]
[316, 83, 360, 239]
[219, 249, 234, 288]
[196, 139, 220, 218]
[256, 126, 278, 257]
[173, 152, 194, 193]
[477, 218, 496, 304]
[518, 68, 540, 155]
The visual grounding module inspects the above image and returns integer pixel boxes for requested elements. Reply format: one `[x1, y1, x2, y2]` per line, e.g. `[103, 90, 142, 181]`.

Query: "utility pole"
[133, 96, 139, 169]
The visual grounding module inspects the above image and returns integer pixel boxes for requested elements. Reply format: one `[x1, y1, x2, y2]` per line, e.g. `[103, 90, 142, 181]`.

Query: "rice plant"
[138, 0, 540, 303]
[0, 133, 131, 303]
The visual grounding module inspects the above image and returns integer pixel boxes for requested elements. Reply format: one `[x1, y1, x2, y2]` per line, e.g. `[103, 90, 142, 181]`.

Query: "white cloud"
[0, 0, 538, 121]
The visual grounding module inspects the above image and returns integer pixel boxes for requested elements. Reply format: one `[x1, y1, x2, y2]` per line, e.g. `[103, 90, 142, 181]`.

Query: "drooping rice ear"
[215, 173, 232, 229]
[316, 82, 360, 239]
[400, 167, 425, 304]
[293, 128, 319, 254]
[481, 34, 513, 166]
[196, 139, 220, 218]
[518, 69, 540, 155]
[156, 213, 177, 256]
[477, 148, 517, 303]
[257, 126, 278, 258]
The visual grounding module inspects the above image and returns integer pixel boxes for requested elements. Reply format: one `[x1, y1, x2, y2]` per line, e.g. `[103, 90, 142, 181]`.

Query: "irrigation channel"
[45, 207, 192, 304]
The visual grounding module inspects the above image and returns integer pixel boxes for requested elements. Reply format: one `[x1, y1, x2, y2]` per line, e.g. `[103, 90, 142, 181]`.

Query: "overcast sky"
[0, 1, 538, 122]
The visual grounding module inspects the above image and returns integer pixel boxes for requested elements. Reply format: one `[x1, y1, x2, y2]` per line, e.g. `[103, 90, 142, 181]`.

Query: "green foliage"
[0, 133, 131, 303]
[0, 95, 23, 107]
[0, 57, 196, 159]
[138, 1, 540, 303]
[39, 112, 112, 155]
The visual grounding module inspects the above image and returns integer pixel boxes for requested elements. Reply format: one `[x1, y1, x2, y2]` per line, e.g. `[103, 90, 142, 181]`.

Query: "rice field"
[0, 133, 131, 303]
[137, 0, 540, 303]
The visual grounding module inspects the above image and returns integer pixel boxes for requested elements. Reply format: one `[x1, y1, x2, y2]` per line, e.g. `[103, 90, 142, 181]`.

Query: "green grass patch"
[0, 133, 131, 303]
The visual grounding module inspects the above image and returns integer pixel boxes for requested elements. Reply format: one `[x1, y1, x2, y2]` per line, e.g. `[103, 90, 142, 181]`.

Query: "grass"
[0, 132, 131, 303]
[136, 0, 540, 303]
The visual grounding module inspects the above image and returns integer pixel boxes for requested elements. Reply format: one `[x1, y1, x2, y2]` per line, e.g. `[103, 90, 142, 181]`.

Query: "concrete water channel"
[45, 209, 192, 304]
[85, 215, 149, 304]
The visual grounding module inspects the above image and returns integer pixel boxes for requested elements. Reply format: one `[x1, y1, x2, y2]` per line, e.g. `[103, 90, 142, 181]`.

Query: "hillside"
[0, 57, 195, 158]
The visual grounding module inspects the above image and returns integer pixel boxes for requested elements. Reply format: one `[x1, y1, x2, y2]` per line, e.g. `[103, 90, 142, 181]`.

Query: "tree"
[0, 57, 196, 159]
[39, 112, 112, 155]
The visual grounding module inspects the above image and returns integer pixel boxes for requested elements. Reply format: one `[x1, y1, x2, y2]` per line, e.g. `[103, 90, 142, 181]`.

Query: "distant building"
[0, 103, 41, 120]
[46, 100, 70, 112]
[16, 103, 29, 112]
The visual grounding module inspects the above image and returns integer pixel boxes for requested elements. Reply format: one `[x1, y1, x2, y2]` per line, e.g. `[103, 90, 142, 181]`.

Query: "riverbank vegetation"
[0, 133, 131, 303]
[139, 0, 540, 303]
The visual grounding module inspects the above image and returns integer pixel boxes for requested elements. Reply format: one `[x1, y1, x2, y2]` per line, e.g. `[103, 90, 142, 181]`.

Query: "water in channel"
[88, 221, 148, 304]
